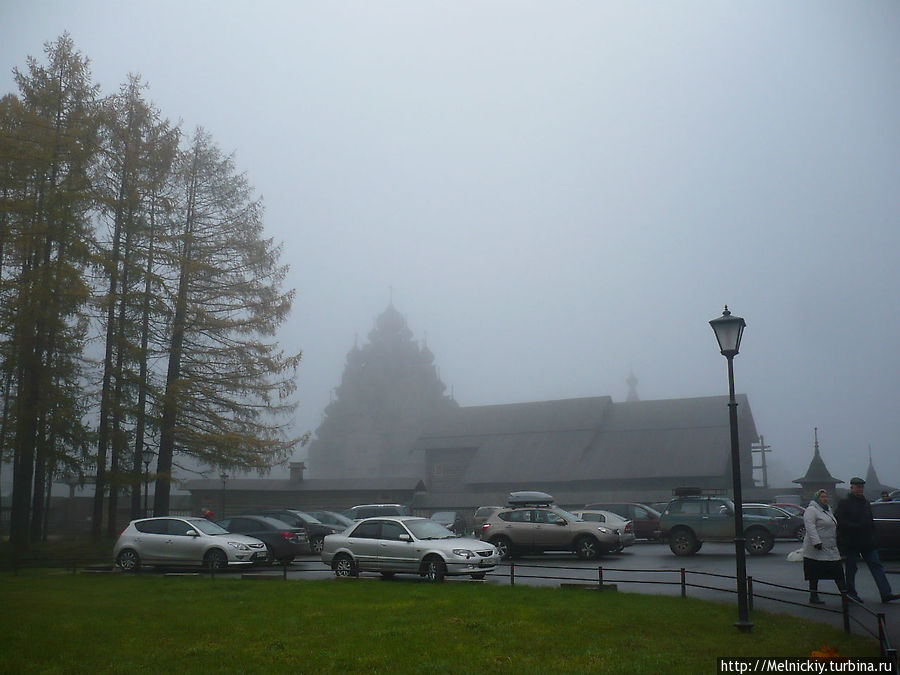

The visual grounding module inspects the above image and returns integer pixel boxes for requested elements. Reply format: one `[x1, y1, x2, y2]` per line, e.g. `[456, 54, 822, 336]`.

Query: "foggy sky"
[3, 1, 899, 489]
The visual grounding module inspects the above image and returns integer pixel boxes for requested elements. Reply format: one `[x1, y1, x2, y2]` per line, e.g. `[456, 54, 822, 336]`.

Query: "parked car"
[216, 515, 309, 563]
[742, 504, 805, 541]
[772, 503, 806, 517]
[481, 491, 621, 560]
[321, 516, 500, 582]
[473, 506, 503, 532]
[570, 510, 636, 550]
[430, 511, 466, 534]
[343, 504, 411, 521]
[872, 500, 900, 557]
[253, 509, 339, 554]
[308, 510, 354, 531]
[114, 516, 269, 571]
[658, 491, 779, 556]
[584, 502, 662, 540]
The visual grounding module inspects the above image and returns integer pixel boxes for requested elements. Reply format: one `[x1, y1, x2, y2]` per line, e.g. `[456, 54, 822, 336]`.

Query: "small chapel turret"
[792, 428, 843, 503]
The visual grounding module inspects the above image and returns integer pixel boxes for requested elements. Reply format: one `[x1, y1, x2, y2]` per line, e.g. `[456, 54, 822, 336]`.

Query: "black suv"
[658, 491, 778, 556]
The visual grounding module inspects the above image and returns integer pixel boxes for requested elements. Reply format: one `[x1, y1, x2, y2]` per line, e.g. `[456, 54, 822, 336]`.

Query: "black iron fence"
[500, 560, 897, 671]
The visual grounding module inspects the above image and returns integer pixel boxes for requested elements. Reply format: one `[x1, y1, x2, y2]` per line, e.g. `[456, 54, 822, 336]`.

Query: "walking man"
[834, 477, 900, 604]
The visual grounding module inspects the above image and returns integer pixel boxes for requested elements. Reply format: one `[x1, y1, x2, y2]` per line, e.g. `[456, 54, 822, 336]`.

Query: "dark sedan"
[873, 501, 900, 557]
[308, 510, 354, 531]
[255, 509, 341, 554]
[742, 504, 805, 541]
[216, 515, 309, 563]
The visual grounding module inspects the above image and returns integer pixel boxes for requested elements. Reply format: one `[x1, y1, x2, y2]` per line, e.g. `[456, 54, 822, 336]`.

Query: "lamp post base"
[733, 619, 754, 633]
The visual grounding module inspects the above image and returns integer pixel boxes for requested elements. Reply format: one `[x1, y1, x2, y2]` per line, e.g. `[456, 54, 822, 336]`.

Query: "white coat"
[801, 500, 840, 561]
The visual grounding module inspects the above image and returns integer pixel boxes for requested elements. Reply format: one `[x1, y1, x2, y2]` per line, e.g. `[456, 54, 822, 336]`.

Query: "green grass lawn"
[0, 572, 878, 674]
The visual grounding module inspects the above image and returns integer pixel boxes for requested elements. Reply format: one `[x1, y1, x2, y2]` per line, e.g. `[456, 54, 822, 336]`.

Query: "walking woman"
[802, 489, 845, 604]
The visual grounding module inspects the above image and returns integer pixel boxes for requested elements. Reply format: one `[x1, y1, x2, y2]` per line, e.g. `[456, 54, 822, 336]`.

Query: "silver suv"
[480, 492, 620, 560]
[113, 517, 269, 571]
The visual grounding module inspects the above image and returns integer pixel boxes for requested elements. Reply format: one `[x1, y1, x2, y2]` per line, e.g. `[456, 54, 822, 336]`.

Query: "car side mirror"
[399, 533, 411, 542]
[186, 530, 199, 537]
[556, 520, 567, 526]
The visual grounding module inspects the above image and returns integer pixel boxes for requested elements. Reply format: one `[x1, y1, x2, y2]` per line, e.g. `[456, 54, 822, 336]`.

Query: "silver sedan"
[570, 510, 637, 550]
[321, 516, 500, 582]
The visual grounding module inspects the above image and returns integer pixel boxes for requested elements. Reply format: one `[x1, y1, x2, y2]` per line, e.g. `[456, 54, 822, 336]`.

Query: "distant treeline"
[0, 34, 304, 546]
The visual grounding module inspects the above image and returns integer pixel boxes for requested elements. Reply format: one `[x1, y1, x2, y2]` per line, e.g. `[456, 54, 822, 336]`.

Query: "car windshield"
[292, 511, 323, 524]
[190, 519, 229, 535]
[405, 519, 456, 540]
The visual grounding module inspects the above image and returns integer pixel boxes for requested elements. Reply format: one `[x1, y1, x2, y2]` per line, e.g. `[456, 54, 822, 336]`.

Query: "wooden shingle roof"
[414, 394, 758, 485]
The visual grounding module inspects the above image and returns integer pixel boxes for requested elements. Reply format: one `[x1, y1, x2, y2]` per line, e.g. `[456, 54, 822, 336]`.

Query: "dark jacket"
[834, 493, 875, 550]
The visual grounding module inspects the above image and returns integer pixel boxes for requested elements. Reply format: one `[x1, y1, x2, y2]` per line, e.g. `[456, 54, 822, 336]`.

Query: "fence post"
[877, 614, 886, 659]
[598, 566, 603, 587]
[747, 576, 753, 612]
[841, 591, 850, 634]
[283, 561, 288, 581]
[680, 568, 686, 599]
[510, 562, 515, 587]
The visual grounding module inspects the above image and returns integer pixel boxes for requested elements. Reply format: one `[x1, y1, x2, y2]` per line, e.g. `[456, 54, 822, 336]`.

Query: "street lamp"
[220, 472, 229, 518]
[709, 305, 752, 633]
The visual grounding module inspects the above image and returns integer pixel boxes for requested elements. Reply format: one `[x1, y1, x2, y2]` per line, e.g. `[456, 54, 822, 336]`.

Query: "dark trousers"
[844, 545, 893, 600]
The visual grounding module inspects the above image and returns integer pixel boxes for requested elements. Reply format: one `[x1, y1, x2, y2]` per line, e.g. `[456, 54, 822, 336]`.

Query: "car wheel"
[794, 526, 806, 542]
[490, 536, 513, 560]
[669, 528, 698, 556]
[204, 549, 229, 570]
[745, 528, 774, 555]
[311, 537, 325, 555]
[575, 535, 600, 560]
[332, 554, 357, 578]
[470, 572, 486, 580]
[423, 557, 446, 583]
[116, 549, 141, 572]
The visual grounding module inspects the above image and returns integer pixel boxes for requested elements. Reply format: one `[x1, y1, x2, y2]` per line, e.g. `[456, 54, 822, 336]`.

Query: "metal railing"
[498, 560, 897, 671]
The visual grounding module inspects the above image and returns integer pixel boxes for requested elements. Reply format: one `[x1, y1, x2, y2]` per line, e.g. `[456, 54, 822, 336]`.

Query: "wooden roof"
[414, 394, 758, 485]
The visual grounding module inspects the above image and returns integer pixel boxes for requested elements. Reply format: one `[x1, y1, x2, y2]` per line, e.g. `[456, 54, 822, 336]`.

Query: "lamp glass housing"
[710, 307, 745, 356]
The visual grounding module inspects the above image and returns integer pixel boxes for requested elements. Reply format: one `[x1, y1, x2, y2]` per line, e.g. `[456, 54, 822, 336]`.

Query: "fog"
[3, 1, 899, 490]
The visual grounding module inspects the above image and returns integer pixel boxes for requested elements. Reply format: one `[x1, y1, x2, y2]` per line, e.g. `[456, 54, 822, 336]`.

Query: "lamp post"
[709, 305, 752, 633]
[143, 457, 152, 517]
[220, 472, 229, 518]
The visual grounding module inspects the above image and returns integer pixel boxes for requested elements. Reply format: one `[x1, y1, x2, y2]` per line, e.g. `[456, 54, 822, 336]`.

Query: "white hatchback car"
[114, 517, 269, 571]
[322, 516, 500, 582]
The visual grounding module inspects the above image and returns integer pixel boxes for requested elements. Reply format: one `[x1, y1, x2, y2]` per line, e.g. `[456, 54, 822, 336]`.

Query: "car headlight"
[597, 527, 612, 535]
[452, 549, 475, 559]
[227, 541, 250, 551]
